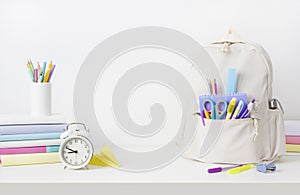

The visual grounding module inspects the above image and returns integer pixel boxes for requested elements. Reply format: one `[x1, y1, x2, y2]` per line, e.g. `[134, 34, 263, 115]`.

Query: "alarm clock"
[59, 122, 94, 169]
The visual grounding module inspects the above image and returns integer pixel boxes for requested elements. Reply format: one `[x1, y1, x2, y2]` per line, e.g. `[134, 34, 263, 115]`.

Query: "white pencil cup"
[31, 83, 52, 116]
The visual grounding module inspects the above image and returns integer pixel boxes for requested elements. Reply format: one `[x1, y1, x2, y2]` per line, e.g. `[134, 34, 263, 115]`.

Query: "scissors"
[202, 99, 228, 120]
[215, 99, 228, 119]
[202, 99, 215, 119]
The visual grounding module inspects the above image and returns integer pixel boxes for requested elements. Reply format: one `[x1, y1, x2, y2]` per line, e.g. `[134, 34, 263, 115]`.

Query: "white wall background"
[0, 0, 299, 120]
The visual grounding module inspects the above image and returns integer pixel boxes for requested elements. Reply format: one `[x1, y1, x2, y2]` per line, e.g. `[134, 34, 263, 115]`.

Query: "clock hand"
[66, 146, 78, 153]
[67, 151, 78, 154]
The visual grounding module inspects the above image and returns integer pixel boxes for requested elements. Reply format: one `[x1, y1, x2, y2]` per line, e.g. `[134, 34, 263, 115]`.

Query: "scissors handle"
[202, 99, 215, 119]
[216, 100, 228, 120]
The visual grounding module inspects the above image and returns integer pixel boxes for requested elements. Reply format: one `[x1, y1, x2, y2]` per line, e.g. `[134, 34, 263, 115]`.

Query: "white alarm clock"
[59, 123, 94, 169]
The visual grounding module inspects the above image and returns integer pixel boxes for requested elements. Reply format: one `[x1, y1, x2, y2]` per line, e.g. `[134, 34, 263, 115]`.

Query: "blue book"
[0, 124, 66, 135]
[0, 132, 62, 142]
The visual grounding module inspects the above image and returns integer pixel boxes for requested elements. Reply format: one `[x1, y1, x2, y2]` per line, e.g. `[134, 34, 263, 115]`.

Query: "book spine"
[286, 144, 300, 152]
[0, 139, 61, 148]
[0, 132, 61, 142]
[286, 136, 300, 145]
[0, 152, 61, 166]
[284, 120, 300, 136]
[0, 124, 66, 135]
[0, 145, 60, 155]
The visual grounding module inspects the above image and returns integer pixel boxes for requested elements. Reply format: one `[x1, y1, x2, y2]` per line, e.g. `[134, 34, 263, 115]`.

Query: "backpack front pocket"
[184, 118, 263, 164]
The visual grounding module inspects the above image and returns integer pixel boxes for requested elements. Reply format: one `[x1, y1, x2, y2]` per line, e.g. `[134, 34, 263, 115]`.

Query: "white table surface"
[0, 155, 299, 183]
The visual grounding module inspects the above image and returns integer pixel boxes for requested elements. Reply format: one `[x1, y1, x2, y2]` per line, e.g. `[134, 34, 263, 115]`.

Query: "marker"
[38, 71, 43, 83]
[34, 68, 38, 82]
[232, 100, 244, 119]
[240, 99, 255, 118]
[208, 164, 243, 173]
[43, 69, 50, 83]
[244, 99, 255, 118]
[47, 65, 56, 82]
[226, 97, 237, 120]
[49, 60, 53, 70]
[236, 104, 246, 119]
[227, 164, 254, 174]
[39, 62, 47, 82]
[200, 110, 206, 126]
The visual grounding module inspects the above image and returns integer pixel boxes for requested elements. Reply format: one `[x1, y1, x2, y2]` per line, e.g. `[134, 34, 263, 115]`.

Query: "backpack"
[183, 32, 286, 164]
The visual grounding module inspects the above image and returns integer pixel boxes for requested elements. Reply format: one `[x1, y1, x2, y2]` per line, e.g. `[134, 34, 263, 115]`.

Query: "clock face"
[60, 136, 93, 169]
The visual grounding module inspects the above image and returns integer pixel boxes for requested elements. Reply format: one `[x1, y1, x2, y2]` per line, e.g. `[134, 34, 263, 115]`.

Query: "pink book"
[0, 145, 59, 155]
[285, 135, 300, 145]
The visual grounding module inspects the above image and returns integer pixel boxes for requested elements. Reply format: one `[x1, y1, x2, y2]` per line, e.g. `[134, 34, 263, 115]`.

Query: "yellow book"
[0, 152, 61, 167]
[286, 144, 300, 152]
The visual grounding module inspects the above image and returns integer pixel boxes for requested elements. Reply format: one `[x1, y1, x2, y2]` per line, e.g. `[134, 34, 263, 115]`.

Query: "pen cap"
[208, 167, 222, 173]
[31, 82, 52, 116]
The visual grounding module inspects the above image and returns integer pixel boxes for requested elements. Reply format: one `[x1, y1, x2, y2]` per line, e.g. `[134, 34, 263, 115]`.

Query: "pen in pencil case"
[226, 97, 236, 120]
[239, 99, 255, 118]
[231, 100, 244, 119]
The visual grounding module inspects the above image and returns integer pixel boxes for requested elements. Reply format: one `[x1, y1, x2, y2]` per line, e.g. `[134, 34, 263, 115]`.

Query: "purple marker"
[239, 108, 248, 119]
[208, 164, 243, 173]
[201, 110, 206, 126]
[239, 99, 255, 119]
[244, 99, 255, 118]
[193, 111, 206, 127]
[47, 64, 56, 82]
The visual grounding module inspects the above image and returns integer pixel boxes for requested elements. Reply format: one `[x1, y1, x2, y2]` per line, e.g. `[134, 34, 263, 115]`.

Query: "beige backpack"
[183, 32, 285, 164]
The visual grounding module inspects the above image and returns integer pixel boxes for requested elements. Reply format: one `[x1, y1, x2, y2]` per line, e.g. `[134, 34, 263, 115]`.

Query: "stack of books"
[285, 120, 300, 155]
[0, 115, 66, 166]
